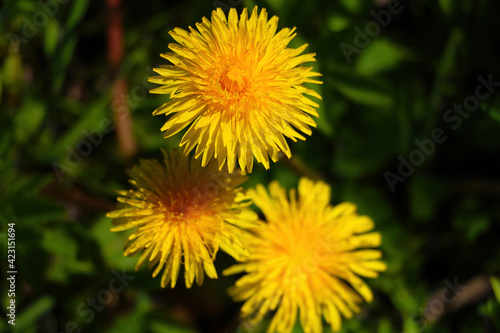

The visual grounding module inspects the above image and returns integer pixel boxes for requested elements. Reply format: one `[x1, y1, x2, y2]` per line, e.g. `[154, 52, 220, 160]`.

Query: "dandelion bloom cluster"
[224, 178, 386, 333]
[149, 7, 322, 173]
[107, 149, 257, 288]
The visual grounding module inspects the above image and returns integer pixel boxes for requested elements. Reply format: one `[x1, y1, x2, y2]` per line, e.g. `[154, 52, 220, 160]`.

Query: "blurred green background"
[1, 0, 500, 332]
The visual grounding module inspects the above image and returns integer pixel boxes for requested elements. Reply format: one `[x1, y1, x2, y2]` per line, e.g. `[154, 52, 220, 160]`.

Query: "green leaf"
[43, 19, 59, 57]
[12, 197, 66, 225]
[483, 94, 500, 123]
[391, 278, 422, 316]
[6, 174, 52, 200]
[51, 35, 78, 93]
[264, 0, 285, 11]
[49, 0, 89, 92]
[312, 82, 334, 137]
[487, 299, 500, 330]
[91, 216, 137, 271]
[45, 97, 109, 161]
[356, 39, 403, 75]
[41, 229, 94, 282]
[149, 320, 197, 333]
[2, 53, 23, 90]
[430, 28, 463, 103]
[14, 101, 46, 143]
[490, 276, 500, 304]
[65, 0, 90, 32]
[401, 318, 422, 333]
[487, 106, 500, 123]
[327, 14, 350, 32]
[453, 213, 490, 243]
[439, 0, 453, 15]
[14, 296, 55, 333]
[340, 0, 363, 13]
[327, 67, 393, 109]
[15, 0, 39, 11]
[377, 318, 393, 333]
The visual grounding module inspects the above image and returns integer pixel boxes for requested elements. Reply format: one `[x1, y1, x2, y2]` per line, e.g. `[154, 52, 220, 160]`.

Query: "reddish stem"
[106, 0, 137, 158]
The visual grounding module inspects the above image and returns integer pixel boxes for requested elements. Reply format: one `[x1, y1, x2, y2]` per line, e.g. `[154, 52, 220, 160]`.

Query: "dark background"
[1, 0, 500, 332]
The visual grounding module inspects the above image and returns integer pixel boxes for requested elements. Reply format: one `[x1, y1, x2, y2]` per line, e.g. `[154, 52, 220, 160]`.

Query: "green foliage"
[1, 0, 500, 332]
[14, 296, 55, 333]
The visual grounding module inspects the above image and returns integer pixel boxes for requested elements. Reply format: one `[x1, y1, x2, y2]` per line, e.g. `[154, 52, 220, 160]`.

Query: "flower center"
[163, 192, 195, 222]
[289, 242, 314, 264]
[273, 229, 325, 277]
[220, 67, 248, 93]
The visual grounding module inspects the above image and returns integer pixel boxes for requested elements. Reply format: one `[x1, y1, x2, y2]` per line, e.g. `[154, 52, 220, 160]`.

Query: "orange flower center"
[160, 189, 220, 225]
[270, 226, 331, 281]
[161, 191, 195, 221]
[220, 66, 248, 93]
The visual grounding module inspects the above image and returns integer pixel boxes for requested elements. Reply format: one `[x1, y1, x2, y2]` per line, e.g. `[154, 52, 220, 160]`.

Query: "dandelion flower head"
[224, 178, 386, 333]
[107, 149, 258, 288]
[149, 7, 322, 173]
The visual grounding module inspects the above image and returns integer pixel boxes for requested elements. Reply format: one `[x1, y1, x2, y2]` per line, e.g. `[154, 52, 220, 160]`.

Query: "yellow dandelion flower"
[149, 7, 322, 173]
[224, 178, 386, 333]
[107, 149, 258, 288]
